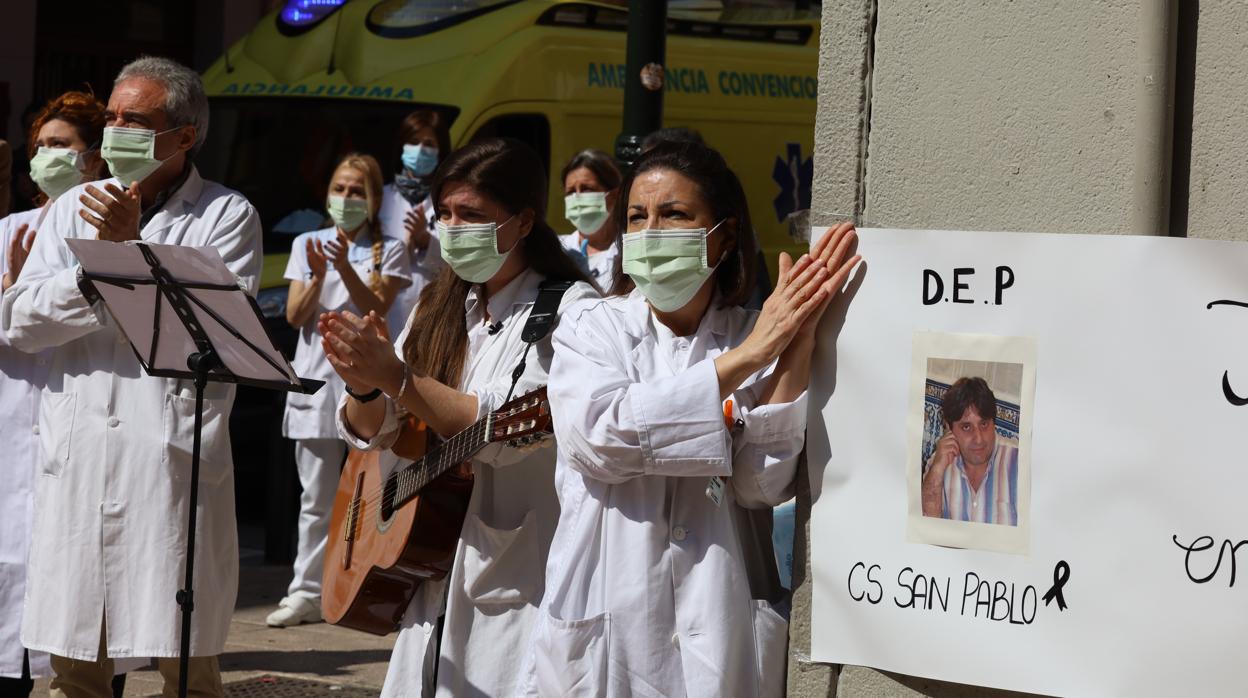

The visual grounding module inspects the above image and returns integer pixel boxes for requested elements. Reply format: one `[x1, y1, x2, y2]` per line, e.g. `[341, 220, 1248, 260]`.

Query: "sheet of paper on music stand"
[68, 238, 298, 385]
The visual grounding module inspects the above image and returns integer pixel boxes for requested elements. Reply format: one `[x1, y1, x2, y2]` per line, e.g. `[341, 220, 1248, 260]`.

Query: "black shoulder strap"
[521, 280, 575, 343]
[502, 280, 576, 403]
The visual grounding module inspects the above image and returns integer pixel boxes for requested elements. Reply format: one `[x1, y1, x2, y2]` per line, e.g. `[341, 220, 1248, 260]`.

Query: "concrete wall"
[789, 1, 872, 694]
[792, 0, 1248, 695]
[862, 1, 1140, 235]
[1183, 1, 1248, 241]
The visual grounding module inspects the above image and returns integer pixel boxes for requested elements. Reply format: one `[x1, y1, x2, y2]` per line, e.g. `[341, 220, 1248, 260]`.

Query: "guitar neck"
[390, 414, 493, 509]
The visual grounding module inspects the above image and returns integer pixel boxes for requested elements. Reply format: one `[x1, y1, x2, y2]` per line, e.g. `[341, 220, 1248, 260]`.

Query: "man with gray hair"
[1, 55, 260, 696]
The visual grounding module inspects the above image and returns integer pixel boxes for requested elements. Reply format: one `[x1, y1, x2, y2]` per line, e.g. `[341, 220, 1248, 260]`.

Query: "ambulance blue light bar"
[278, 0, 347, 35]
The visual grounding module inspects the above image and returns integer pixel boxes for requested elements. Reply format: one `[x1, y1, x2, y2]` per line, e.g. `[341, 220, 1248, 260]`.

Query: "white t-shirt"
[559, 232, 618, 292]
[282, 226, 410, 439]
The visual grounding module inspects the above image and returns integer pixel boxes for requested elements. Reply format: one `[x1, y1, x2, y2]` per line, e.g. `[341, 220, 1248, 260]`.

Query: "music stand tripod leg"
[69, 240, 325, 696]
[176, 349, 219, 698]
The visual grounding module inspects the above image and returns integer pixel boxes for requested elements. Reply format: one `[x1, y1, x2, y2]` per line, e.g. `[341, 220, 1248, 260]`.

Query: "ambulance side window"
[471, 114, 551, 177]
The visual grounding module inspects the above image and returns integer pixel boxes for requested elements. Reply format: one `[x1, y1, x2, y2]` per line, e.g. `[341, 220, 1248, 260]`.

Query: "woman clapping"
[321, 138, 596, 697]
[527, 141, 860, 697]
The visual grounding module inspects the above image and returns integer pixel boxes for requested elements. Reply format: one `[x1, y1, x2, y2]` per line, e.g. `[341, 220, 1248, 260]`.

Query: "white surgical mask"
[564, 191, 610, 235]
[29, 147, 84, 199]
[436, 216, 516, 283]
[326, 195, 370, 232]
[101, 125, 180, 184]
[622, 220, 726, 312]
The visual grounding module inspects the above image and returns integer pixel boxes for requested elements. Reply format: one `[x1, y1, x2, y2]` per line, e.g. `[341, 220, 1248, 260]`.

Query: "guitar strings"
[347, 418, 487, 519]
[346, 392, 549, 516]
[348, 409, 550, 520]
[344, 399, 545, 519]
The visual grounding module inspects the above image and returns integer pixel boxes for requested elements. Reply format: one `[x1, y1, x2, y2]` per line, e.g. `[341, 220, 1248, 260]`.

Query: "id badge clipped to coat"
[706, 398, 743, 507]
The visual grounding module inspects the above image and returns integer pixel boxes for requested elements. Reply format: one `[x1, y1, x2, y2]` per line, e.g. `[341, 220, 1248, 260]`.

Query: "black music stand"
[68, 238, 323, 698]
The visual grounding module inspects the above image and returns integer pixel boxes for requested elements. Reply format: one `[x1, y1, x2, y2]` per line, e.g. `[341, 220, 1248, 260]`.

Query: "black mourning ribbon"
[1042, 560, 1071, 611]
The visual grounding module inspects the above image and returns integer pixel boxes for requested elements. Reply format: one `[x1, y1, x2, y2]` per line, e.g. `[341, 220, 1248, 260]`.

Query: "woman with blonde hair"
[267, 152, 411, 627]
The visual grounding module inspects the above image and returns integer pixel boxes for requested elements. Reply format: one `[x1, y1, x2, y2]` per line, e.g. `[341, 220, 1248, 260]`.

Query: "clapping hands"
[319, 310, 401, 395]
[740, 221, 861, 366]
[3, 223, 36, 291]
[79, 182, 141, 242]
[406, 204, 431, 253]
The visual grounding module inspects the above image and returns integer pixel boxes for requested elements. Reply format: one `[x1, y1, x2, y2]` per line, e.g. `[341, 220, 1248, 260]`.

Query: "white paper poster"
[809, 228, 1248, 697]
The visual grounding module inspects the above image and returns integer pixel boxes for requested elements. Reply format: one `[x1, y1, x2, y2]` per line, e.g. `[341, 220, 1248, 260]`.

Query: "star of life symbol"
[771, 142, 813, 224]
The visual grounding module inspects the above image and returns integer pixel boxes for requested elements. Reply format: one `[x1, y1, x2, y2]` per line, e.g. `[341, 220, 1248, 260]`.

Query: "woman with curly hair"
[0, 89, 108, 697]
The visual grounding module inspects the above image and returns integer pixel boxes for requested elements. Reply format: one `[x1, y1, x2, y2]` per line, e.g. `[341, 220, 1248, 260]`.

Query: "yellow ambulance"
[199, 0, 819, 295]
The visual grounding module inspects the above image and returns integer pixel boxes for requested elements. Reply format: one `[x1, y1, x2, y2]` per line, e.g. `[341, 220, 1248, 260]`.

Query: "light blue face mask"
[401, 144, 439, 177]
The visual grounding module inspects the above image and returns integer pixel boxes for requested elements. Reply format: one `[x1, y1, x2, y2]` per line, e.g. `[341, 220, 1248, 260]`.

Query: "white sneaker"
[265, 595, 322, 627]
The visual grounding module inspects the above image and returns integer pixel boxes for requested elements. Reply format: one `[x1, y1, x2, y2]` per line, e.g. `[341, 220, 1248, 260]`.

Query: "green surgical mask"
[326, 195, 369, 232]
[436, 216, 515, 283]
[622, 221, 726, 312]
[564, 191, 609, 235]
[29, 147, 84, 199]
[101, 125, 179, 185]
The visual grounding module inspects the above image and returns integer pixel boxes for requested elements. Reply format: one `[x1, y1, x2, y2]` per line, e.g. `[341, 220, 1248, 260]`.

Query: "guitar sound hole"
[380, 474, 398, 522]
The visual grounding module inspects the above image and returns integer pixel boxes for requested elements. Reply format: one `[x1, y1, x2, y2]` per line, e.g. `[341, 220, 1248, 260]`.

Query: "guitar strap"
[522, 280, 574, 343]
[503, 279, 575, 402]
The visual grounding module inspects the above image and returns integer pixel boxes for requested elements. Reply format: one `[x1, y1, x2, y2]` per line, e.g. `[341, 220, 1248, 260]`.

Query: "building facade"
[791, 1, 1243, 695]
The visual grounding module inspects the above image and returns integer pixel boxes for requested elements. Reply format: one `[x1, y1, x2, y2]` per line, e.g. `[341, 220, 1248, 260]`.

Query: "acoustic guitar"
[322, 387, 552, 635]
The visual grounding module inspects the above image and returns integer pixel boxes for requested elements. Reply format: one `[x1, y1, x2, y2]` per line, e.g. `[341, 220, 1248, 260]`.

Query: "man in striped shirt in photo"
[920, 377, 1020, 526]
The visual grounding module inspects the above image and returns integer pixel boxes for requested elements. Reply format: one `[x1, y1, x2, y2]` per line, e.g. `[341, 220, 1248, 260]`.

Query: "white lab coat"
[379, 184, 441, 334]
[282, 226, 410, 440]
[0, 206, 52, 679]
[337, 268, 597, 697]
[559, 232, 619, 292]
[1, 168, 262, 661]
[524, 289, 804, 697]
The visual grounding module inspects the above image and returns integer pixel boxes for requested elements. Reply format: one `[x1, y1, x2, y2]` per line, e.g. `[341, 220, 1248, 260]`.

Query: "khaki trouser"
[48, 617, 223, 698]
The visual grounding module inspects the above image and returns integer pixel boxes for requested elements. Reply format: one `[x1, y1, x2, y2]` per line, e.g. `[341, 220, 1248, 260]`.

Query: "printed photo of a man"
[920, 377, 1019, 526]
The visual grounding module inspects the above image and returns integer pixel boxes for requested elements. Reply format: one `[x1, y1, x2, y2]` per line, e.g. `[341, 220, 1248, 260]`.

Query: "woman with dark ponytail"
[527, 140, 861, 696]
[321, 138, 597, 696]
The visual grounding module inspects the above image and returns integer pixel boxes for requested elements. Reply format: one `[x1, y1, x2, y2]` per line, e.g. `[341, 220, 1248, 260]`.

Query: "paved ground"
[32, 546, 397, 697]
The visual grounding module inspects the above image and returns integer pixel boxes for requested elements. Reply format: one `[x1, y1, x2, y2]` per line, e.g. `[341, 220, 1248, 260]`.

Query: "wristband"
[390, 364, 411, 403]
[345, 385, 382, 403]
